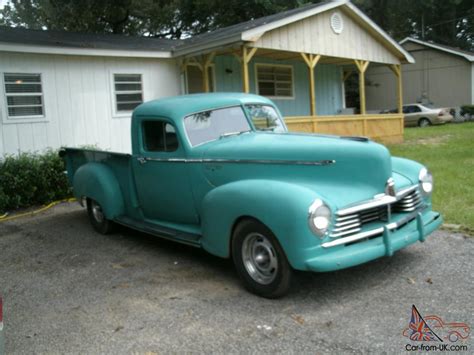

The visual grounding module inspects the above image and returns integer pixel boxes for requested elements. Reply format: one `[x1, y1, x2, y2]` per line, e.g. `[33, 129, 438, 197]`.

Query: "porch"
[175, 3, 412, 144]
[179, 46, 405, 143]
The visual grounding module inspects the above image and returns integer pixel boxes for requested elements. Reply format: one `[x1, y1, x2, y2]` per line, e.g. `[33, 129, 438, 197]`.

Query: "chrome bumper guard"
[322, 205, 427, 248]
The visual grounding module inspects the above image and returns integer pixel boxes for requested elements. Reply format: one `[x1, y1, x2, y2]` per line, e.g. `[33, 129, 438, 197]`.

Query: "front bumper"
[304, 210, 442, 272]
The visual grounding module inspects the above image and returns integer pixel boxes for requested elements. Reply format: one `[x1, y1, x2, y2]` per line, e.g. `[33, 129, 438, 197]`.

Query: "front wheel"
[87, 199, 115, 234]
[232, 219, 292, 298]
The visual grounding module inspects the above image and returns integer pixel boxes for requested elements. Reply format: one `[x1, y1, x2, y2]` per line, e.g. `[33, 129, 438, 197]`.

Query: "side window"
[403, 106, 411, 114]
[412, 106, 422, 113]
[4, 73, 45, 118]
[142, 121, 178, 152]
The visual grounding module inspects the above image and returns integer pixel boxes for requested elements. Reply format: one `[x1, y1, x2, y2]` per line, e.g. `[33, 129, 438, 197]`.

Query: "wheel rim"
[420, 119, 429, 127]
[241, 232, 278, 285]
[91, 201, 104, 223]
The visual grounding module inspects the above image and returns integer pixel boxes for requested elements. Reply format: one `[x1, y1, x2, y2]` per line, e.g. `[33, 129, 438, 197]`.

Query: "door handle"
[137, 157, 147, 165]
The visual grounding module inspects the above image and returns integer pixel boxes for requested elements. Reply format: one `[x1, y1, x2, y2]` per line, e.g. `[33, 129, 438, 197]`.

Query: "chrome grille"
[393, 189, 423, 212]
[330, 186, 423, 239]
[331, 206, 388, 238]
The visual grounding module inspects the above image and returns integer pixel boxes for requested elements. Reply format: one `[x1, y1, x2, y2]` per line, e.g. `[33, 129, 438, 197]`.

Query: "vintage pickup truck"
[61, 93, 442, 298]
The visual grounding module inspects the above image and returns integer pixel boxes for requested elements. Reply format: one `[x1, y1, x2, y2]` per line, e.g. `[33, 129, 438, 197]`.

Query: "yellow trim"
[389, 64, 403, 114]
[354, 59, 370, 115]
[241, 46, 258, 93]
[0, 198, 76, 223]
[300, 53, 321, 116]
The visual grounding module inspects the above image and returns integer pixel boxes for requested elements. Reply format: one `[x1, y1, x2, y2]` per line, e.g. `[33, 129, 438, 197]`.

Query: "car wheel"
[87, 198, 115, 234]
[232, 219, 292, 298]
[418, 118, 431, 127]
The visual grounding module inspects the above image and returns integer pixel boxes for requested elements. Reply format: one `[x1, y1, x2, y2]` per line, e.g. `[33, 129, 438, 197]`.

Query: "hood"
[199, 132, 395, 208]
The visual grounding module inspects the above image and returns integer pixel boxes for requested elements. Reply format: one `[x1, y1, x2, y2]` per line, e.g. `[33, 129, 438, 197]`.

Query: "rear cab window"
[142, 120, 179, 152]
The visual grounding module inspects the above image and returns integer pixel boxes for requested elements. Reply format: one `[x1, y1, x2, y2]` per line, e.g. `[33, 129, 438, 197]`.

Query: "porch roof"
[174, 0, 414, 65]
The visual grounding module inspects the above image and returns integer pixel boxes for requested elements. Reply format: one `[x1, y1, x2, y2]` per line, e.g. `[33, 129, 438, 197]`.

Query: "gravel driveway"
[0, 202, 472, 354]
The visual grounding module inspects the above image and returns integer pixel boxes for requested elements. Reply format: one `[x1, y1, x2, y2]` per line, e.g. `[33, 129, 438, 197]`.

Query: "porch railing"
[284, 114, 404, 144]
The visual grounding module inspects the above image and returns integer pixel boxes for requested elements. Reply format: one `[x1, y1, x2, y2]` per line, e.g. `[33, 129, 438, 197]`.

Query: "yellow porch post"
[354, 60, 370, 114]
[301, 53, 321, 116]
[201, 52, 216, 92]
[241, 46, 258, 93]
[389, 64, 403, 114]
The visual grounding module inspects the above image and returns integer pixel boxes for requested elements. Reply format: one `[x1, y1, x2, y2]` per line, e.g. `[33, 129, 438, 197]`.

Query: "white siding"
[0, 52, 180, 155]
[253, 9, 400, 65]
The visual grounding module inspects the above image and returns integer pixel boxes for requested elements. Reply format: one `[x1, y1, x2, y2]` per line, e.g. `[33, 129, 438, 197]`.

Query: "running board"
[114, 216, 201, 247]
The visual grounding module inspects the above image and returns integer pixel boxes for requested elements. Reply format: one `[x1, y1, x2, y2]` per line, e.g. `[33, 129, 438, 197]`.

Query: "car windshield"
[184, 106, 251, 146]
[245, 104, 286, 133]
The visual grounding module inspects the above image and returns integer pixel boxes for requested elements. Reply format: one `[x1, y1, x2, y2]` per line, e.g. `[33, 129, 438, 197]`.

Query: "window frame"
[110, 71, 144, 118]
[141, 119, 180, 153]
[2, 72, 47, 123]
[254, 63, 294, 100]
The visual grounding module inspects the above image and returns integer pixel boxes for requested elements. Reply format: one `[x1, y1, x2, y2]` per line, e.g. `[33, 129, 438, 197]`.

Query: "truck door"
[132, 119, 198, 224]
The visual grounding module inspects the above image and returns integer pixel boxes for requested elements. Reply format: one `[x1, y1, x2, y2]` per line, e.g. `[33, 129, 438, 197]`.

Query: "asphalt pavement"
[0, 202, 472, 354]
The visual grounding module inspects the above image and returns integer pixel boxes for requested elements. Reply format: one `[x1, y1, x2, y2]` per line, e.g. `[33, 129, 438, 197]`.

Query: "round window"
[330, 12, 344, 34]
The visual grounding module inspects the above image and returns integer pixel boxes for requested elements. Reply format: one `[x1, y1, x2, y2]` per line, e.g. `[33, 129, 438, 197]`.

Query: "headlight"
[308, 199, 332, 237]
[419, 168, 433, 195]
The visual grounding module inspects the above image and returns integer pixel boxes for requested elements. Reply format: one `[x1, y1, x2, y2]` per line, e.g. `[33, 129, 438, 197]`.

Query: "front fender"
[73, 162, 124, 219]
[391, 156, 424, 184]
[200, 179, 323, 269]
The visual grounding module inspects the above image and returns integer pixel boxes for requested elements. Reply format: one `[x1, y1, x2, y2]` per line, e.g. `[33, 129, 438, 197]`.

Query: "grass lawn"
[387, 122, 474, 235]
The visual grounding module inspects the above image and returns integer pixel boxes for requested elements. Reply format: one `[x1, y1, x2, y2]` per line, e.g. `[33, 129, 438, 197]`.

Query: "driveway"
[0, 202, 472, 354]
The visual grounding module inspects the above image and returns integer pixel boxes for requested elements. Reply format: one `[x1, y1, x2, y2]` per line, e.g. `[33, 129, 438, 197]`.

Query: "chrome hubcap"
[91, 201, 104, 223]
[242, 233, 278, 285]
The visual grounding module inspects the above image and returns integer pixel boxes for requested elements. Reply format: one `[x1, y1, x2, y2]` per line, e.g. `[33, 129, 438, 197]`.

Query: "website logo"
[403, 305, 470, 352]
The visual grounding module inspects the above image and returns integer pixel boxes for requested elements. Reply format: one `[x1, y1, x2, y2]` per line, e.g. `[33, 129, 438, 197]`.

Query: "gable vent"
[330, 13, 344, 34]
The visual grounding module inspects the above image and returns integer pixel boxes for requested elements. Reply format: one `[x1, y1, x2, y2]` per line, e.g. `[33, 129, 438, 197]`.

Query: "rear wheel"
[87, 199, 114, 234]
[418, 118, 431, 127]
[232, 219, 292, 298]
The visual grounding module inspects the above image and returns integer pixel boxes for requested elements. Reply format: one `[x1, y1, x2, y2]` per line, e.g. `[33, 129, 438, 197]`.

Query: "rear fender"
[73, 162, 124, 219]
[200, 179, 322, 268]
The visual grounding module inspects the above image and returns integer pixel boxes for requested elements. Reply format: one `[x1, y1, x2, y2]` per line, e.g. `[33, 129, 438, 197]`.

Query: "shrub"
[460, 105, 474, 116]
[0, 150, 72, 214]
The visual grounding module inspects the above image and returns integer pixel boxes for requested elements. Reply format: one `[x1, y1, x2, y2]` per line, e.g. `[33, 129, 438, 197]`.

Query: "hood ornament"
[385, 178, 396, 197]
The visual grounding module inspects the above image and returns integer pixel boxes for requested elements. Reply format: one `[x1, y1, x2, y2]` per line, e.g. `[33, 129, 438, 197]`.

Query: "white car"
[401, 104, 454, 127]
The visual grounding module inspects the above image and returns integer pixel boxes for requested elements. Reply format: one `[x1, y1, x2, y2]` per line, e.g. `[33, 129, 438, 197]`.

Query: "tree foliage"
[0, 0, 472, 50]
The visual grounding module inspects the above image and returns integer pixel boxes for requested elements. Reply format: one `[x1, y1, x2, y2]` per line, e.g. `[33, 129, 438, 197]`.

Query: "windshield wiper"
[219, 130, 251, 139]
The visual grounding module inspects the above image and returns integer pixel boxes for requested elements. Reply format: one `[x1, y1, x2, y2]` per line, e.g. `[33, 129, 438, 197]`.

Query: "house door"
[186, 64, 215, 93]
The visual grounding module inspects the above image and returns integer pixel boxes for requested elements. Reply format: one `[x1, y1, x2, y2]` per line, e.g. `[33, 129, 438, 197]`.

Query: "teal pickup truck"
[61, 93, 442, 298]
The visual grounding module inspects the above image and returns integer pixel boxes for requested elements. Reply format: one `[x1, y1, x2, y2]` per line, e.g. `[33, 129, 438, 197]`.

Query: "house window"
[4, 73, 44, 118]
[256, 64, 293, 98]
[142, 120, 178, 152]
[114, 74, 143, 112]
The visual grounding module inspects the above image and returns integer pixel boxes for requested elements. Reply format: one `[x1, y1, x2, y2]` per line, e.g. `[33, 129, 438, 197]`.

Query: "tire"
[232, 219, 293, 298]
[418, 118, 431, 127]
[87, 198, 115, 234]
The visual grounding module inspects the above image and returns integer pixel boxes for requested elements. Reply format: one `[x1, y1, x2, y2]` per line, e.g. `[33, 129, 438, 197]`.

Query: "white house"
[0, 0, 414, 155]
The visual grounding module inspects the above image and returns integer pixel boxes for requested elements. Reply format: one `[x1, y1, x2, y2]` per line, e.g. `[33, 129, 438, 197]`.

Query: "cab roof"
[133, 93, 275, 121]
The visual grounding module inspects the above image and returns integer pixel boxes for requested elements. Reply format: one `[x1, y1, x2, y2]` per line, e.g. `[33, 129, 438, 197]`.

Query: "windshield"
[245, 104, 286, 133]
[184, 106, 251, 146]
